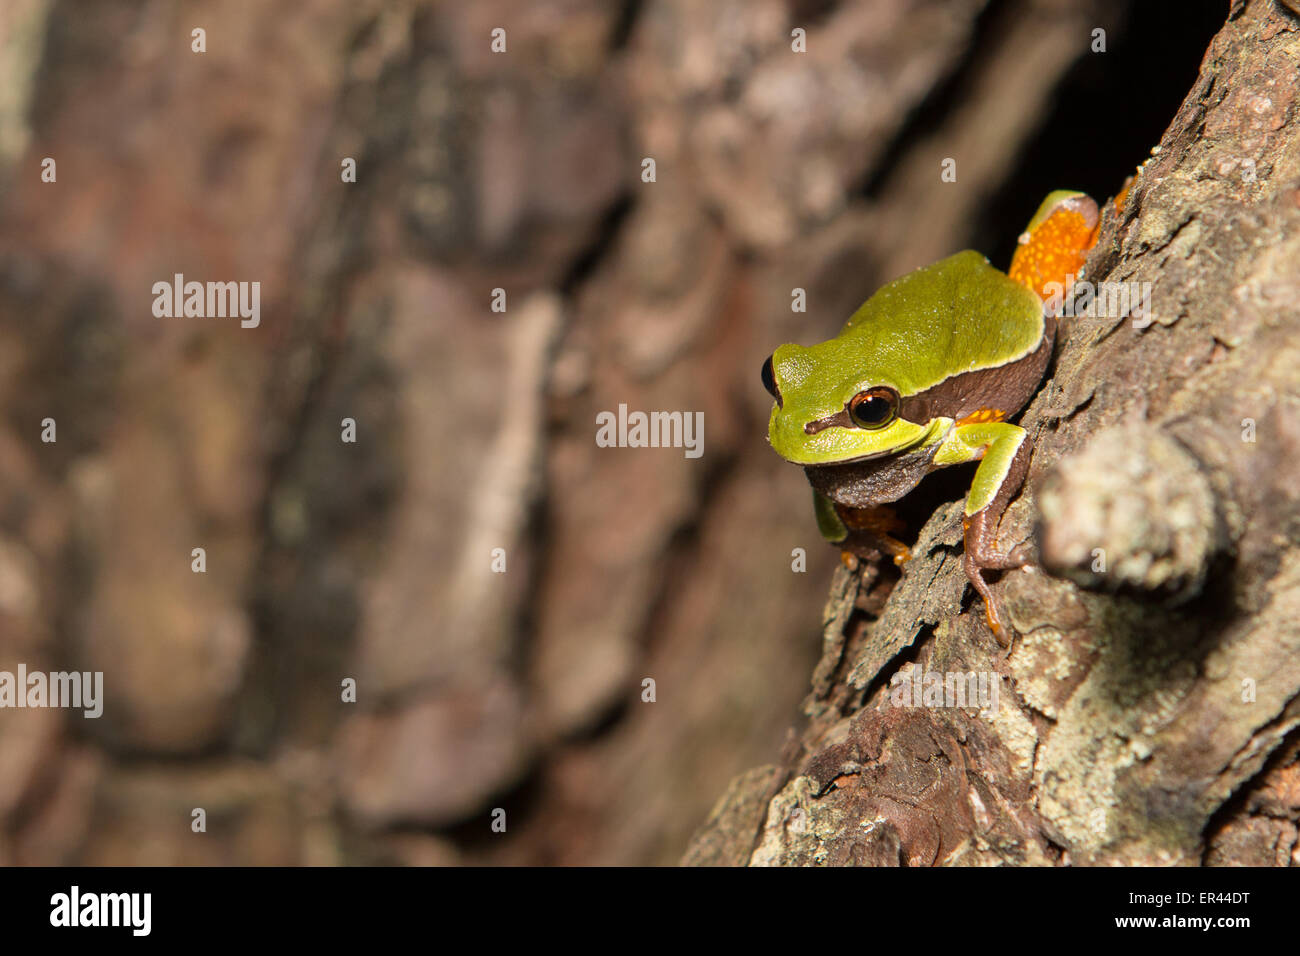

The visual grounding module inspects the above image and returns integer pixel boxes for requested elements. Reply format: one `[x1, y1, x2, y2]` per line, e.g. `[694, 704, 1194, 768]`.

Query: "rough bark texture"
[686, 0, 1300, 867]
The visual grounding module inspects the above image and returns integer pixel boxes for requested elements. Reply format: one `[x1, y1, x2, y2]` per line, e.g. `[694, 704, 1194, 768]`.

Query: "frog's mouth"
[832, 415, 954, 464]
[800, 430, 931, 466]
[771, 411, 946, 467]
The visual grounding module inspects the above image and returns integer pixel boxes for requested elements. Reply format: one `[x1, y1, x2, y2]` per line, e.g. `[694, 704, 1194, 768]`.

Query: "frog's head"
[762, 251, 1044, 467]
[762, 339, 932, 466]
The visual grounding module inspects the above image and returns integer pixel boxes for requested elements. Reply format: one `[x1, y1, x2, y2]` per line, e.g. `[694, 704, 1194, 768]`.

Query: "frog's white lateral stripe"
[897, 309, 1050, 421]
[905, 312, 1046, 396]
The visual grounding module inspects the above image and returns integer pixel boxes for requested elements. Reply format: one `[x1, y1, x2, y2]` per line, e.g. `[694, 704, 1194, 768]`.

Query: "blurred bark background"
[0, 0, 1250, 866]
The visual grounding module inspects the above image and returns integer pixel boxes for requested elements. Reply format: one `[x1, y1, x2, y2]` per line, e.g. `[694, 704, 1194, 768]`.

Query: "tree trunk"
[686, 0, 1300, 867]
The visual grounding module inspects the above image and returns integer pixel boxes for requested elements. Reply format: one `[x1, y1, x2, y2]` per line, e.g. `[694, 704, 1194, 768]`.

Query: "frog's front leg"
[933, 418, 1034, 644]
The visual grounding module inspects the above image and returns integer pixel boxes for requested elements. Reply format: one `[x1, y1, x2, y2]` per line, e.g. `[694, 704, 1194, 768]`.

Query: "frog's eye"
[760, 355, 782, 406]
[847, 386, 899, 429]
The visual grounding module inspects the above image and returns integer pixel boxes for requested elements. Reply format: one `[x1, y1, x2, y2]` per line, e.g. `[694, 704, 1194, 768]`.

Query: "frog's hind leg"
[1008, 191, 1100, 303]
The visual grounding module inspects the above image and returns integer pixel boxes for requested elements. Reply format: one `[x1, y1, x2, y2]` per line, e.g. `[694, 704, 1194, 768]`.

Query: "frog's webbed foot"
[962, 509, 1033, 648]
[963, 509, 1034, 570]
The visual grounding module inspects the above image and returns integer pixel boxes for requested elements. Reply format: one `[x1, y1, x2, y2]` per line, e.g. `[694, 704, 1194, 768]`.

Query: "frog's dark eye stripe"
[847, 386, 899, 429]
[804, 410, 851, 434]
[761, 355, 781, 406]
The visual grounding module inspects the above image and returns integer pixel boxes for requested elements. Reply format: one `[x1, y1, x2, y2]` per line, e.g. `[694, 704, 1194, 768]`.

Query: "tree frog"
[761, 192, 1100, 642]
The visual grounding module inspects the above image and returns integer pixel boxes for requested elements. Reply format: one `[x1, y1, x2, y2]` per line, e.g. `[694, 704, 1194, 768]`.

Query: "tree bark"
[686, 0, 1300, 867]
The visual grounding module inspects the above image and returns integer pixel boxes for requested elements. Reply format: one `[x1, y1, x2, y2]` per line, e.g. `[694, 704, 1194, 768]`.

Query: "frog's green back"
[837, 250, 1043, 396]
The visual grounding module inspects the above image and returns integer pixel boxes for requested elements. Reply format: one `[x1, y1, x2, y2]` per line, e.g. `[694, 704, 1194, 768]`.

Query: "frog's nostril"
[761, 355, 782, 406]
